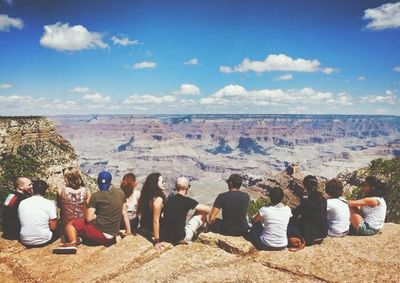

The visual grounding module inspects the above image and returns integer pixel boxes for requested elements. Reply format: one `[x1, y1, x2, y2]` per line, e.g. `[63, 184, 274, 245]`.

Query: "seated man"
[162, 177, 211, 245]
[18, 180, 58, 247]
[54, 171, 126, 254]
[208, 174, 250, 236]
[2, 177, 32, 240]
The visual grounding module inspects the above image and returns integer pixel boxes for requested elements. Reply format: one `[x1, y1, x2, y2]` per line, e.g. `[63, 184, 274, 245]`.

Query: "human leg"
[65, 220, 79, 245]
[182, 214, 205, 243]
[349, 206, 364, 230]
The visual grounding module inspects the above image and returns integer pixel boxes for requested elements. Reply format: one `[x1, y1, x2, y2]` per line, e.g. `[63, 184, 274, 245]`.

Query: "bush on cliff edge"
[348, 158, 400, 223]
[0, 144, 46, 229]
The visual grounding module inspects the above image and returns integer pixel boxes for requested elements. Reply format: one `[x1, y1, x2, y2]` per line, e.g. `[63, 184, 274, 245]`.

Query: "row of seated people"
[1, 168, 387, 254]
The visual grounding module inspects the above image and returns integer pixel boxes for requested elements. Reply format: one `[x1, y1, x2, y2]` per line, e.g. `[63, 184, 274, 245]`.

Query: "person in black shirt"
[208, 174, 250, 236]
[287, 175, 328, 247]
[162, 177, 211, 245]
[2, 177, 32, 240]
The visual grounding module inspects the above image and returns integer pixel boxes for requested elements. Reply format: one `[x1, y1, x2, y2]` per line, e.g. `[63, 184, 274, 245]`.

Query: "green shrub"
[367, 158, 400, 223]
[0, 145, 46, 229]
[247, 197, 270, 219]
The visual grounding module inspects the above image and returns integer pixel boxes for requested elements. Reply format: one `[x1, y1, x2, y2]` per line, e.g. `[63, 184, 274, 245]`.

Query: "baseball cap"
[97, 171, 112, 191]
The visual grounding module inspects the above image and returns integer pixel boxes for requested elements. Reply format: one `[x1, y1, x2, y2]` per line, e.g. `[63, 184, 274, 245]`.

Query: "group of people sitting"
[1, 168, 387, 254]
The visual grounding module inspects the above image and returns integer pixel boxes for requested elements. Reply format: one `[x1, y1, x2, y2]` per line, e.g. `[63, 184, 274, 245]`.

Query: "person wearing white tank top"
[348, 176, 387, 236]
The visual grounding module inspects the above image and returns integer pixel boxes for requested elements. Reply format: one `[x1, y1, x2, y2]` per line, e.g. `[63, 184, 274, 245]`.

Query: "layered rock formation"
[51, 114, 400, 203]
[0, 117, 95, 192]
[0, 224, 399, 282]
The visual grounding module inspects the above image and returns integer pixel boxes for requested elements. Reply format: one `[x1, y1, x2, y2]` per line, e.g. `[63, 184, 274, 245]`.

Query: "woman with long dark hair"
[287, 175, 328, 248]
[137, 172, 166, 250]
[348, 176, 386, 236]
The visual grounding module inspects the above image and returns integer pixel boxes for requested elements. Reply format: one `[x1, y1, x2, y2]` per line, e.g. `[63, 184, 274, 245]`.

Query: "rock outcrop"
[0, 117, 95, 192]
[0, 224, 399, 282]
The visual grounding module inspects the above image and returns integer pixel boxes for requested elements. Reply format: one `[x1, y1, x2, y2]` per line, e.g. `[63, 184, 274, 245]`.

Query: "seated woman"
[348, 176, 386, 236]
[287, 175, 328, 247]
[120, 173, 141, 234]
[250, 187, 292, 251]
[136, 172, 166, 250]
[325, 178, 350, 237]
[57, 167, 91, 243]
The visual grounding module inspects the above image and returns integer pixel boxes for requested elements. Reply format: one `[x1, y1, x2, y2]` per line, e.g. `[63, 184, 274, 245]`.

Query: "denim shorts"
[356, 222, 380, 236]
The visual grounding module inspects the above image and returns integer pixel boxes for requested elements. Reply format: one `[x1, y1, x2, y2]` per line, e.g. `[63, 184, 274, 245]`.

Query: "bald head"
[175, 177, 189, 192]
[15, 177, 32, 194]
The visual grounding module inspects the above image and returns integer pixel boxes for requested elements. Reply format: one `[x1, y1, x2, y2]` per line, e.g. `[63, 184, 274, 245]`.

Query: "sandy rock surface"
[1, 224, 399, 283]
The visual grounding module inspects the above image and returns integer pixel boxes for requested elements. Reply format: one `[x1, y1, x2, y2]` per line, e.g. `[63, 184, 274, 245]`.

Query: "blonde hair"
[63, 167, 84, 190]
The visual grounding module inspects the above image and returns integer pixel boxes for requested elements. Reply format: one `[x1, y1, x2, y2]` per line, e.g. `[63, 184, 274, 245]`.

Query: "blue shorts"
[356, 222, 380, 236]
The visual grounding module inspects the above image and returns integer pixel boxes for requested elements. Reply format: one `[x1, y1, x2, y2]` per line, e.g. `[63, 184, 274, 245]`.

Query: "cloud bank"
[364, 2, 400, 30]
[40, 22, 108, 51]
[0, 14, 23, 32]
[220, 54, 336, 74]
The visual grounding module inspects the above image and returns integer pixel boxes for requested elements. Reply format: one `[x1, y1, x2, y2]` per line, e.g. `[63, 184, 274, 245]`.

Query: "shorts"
[72, 219, 114, 245]
[356, 222, 380, 236]
[179, 215, 204, 244]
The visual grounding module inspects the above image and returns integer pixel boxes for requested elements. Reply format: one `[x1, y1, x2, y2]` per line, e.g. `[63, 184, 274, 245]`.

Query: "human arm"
[208, 207, 220, 224]
[86, 207, 97, 222]
[195, 203, 211, 214]
[121, 203, 132, 236]
[152, 197, 163, 243]
[252, 212, 262, 223]
[49, 218, 58, 231]
[86, 190, 92, 205]
[348, 197, 379, 208]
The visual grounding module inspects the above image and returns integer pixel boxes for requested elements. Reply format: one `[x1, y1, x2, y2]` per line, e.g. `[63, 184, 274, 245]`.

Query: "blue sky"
[0, 0, 399, 115]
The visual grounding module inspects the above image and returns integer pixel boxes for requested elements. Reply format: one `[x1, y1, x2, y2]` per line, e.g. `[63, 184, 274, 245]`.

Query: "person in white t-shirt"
[348, 176, 387, 236]
[18, 180, 58, 247]
[250, 187, 292, 251]
[325, 178, 350, 237]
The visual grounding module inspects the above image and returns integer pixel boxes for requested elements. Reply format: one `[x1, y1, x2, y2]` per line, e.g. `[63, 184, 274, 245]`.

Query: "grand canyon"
[52, 114, 400, 204]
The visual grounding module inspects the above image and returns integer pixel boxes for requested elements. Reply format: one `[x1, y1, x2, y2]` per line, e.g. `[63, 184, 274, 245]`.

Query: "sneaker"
[76, 237, 83, 246]
[52, 246, 78, 255]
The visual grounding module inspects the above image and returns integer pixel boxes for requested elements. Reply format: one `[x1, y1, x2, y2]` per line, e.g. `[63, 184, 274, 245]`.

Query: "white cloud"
[361, 90, 397, 105]
[111, 35, 139, 46]
[357, 76, 366, 81]
[69, 86, 90, 93]
[40, 22, 108, 51]
[276, 74, 293, 81]
[183, 58, 199, 65]
[200, 85, 353, 107]
[363, 2, 400, 30]
[0, 14, 23, 32]
[133, 61, 157, 69]
[82, 92, 111, 104]
[322, 67, 337, 74]
[0, 83, 13, 89]
[220, 54, 335, 74]
[123, 94, 176, 105]
[393, 66, 400, 72]
[173, 84, 200, 96]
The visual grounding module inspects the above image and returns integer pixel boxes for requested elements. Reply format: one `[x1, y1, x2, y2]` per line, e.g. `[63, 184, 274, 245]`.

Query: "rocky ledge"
[0, 223, 399, 282]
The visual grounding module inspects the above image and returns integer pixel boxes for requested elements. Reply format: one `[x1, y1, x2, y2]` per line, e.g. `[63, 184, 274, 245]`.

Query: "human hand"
[154, 242, 166, 251]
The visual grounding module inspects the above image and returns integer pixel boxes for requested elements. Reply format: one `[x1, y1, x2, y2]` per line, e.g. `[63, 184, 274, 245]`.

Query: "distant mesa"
[163, 115, 192, 125]
[206, 138, 233, 155]
[117, 136, 134, 152]
[393, 149, 400, 157]
[237, 137, 266, 155]
[186, 134, 202, 140]
[272, 137, 294, 148]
